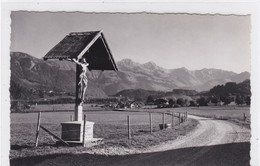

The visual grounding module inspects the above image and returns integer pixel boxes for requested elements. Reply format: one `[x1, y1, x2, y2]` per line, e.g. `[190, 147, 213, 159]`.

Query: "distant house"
[228, 101, 236, 106]
[116, 102, 126, 109]
[129, 101, 143, 109]
[114, 100, 144, 109]
[48, 90, 54, 94]
[130, 102, 138, 109]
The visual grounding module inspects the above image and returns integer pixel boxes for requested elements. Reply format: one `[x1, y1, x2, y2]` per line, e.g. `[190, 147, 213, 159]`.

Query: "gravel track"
[144, 115, 250, 153]
[110, 115, 251, 166]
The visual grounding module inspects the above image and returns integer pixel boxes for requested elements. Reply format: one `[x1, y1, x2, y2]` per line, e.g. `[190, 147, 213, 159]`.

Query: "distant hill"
[207, 79, 251, 97]
[10, 52, 107, 99]
[111, 59, 250, 93]
[172, 89, 198, 96]
[10, 52, 250, 99]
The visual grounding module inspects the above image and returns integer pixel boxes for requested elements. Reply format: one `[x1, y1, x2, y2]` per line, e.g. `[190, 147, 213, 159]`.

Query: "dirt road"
[113, 115, 251, 166]
[11, 115, 250, 166]
[144, 115, 250, 153]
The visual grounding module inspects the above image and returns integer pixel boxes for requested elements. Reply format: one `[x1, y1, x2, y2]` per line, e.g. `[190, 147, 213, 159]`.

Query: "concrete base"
[61, 121, 94, 143]
[75, 105, 83, 121]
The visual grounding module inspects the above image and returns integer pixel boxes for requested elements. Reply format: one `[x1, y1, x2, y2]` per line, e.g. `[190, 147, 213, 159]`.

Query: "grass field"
[10, 110, 196, 159]
[173, 106, 250, 128]
[130, 106, 250, 125]
[177, 106, 250, 119]
[25, 103, 105, 112]
[10, 105, 250, 159]
[26, 104, 250, 122]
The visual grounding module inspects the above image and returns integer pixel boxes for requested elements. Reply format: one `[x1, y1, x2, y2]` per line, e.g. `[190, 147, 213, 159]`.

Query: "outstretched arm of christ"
[68, 57, 89, 105]
[69, 58, 89, 67]
[71, 58, 82, 65]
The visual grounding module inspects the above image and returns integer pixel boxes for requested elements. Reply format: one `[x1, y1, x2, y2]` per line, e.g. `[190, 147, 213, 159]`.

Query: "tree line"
[145, 80, 251, 107]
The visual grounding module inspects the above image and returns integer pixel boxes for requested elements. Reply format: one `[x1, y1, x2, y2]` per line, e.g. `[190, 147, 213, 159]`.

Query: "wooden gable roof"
[43, 31, 118, 71]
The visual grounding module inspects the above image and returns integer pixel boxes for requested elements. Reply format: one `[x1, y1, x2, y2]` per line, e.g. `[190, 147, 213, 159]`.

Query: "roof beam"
[77, 31, 102, 60]
[100, 34, 118, 71]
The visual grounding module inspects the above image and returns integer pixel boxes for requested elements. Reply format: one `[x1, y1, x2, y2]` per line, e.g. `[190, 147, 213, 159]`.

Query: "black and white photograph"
[1, 2, 260, 166]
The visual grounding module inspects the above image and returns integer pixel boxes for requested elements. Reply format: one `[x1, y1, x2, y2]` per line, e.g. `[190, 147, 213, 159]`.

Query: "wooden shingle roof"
[43, 31, 118, 71]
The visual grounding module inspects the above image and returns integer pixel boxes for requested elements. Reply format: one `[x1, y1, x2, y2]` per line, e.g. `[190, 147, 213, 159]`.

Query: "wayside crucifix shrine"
[43, 31, 118, 146]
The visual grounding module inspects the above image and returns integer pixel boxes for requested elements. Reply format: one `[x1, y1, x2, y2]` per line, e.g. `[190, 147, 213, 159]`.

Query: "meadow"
[25, 103, 251, 122]
[10, 109, 197, 159]
[10, 105, 250, 159]
[26, 103, 105, 112]
[174, 106, 250, 127]
[131, 106, 250, 125]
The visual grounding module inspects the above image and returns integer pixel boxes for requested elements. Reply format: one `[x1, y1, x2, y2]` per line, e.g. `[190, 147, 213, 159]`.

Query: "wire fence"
[11, 110, 189, 147]
[11, 108, 249, 148]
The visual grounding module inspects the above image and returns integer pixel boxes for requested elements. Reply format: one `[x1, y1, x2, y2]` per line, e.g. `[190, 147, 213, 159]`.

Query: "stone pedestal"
[61, 121, 94, 143]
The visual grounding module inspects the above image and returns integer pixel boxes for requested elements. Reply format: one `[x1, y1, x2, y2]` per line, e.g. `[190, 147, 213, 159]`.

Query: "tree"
[10, 81, 22, 99]
[154, 98, 167, 105]
[11, 101, 30, 112]
[168, 98, 175, 107]
[220, 96, 232, 105]
[196, 97, 208, 106]
[177, 98, 185, 106]
[189, 100, 197, 106]
[209, 85, 226, 96]
[235, 95, 245, 105]
[210, 96, 219, 106]
[135, 97, 143, 102]
[146, 95, 154, 104]
[10, 81, 32, 100]
[246, 96, 251, 105]
[38, 89, 44, 98]
[209, 80, 251, 97]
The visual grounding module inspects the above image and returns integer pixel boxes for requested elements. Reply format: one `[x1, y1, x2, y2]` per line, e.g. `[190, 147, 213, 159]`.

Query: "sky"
[10, 12, 251, 73]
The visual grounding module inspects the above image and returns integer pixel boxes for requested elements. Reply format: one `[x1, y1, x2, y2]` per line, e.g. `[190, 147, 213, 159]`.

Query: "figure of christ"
[71, 58, 89, 105]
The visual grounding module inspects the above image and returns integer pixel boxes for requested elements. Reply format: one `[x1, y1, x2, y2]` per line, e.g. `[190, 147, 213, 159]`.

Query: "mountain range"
[10, 52, 250, 98]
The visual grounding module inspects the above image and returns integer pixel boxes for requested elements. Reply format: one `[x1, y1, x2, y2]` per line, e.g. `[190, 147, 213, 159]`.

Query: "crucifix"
[69, 57, 89, 121]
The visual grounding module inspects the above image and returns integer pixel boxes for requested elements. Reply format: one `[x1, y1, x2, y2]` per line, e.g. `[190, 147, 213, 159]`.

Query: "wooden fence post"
[82, 114, 86, 146]
[179, 112, 181, 125]
[243, 113, 246, 121]
[162, 112, 165, 129]
[186, 112, 188, 121]
[70, 115, 74, 121]
[172, 112, 174, 127]
[149, 113, 152, 133]
[35, 112, 41, 147]
[128, 115, 131, 139]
